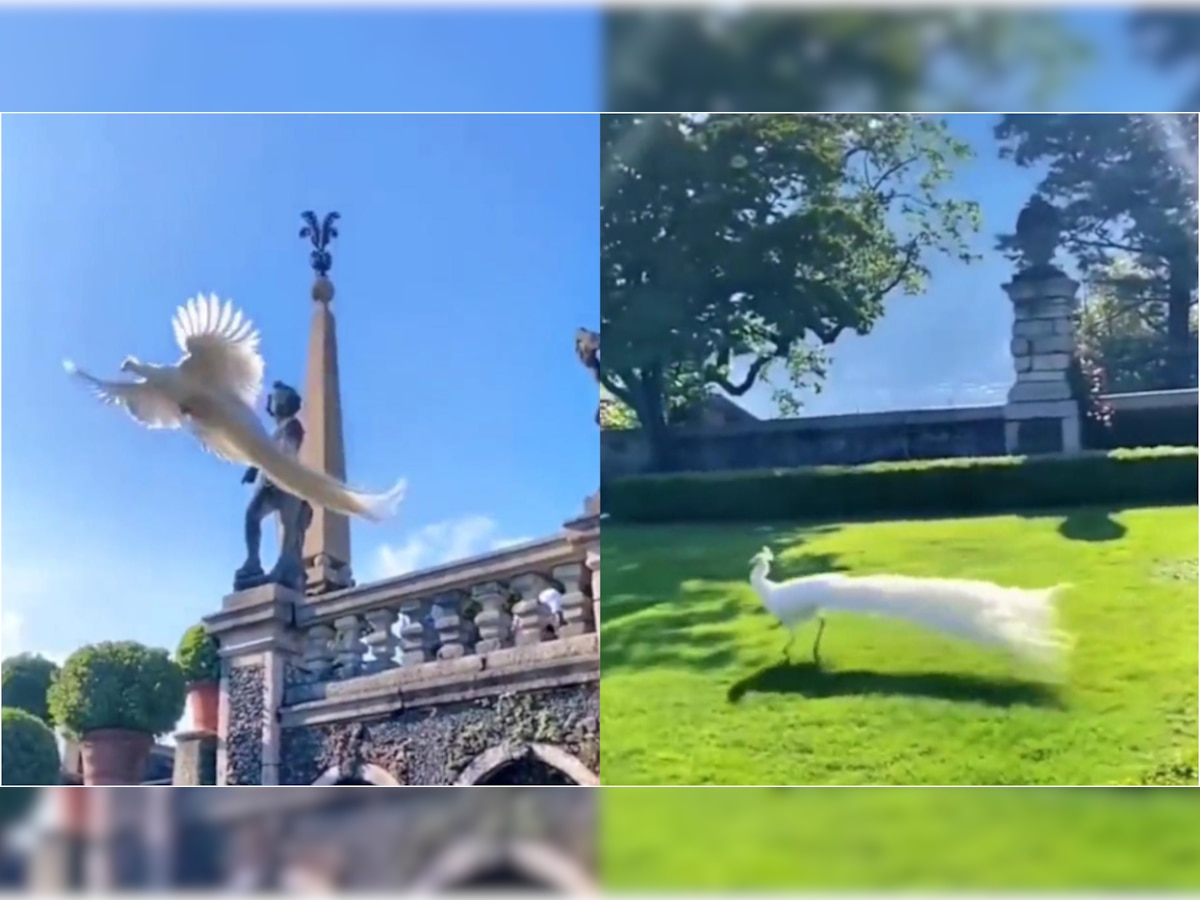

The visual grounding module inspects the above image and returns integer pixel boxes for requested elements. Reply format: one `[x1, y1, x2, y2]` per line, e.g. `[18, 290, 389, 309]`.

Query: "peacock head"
[120, 355, 142, 374]
[750, 546, 774, 567]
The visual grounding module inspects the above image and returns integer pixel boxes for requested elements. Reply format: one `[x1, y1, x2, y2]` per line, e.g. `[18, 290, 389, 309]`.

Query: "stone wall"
[224, 665, 265, 786]
[600, 389, 1199, 478]
[279, 683, 599, 786]
[204, 524, 600, 787]
[602, 405, 1008, 477]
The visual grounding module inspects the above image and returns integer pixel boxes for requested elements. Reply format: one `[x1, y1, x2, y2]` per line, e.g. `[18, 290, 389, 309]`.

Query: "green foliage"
[996, 114, 1198, 388]
[1133, 12, 1200, 108]
[1077, 258, 1198, 392]
[47, 641, 185, 739]
[1, 708, 61, 786]
[175, 624, 221, 685]
[604, 11, 1089, 112]
[601, 114, 980, 465]
[0, 787, 43, 830]
[1, 653, 60, 725]
[604, 447, 1198, 524]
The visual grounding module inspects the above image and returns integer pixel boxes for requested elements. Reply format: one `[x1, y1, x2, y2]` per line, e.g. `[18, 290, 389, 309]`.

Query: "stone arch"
[310, 763, 401, 786]
[453, 742, 599, 786]
[410, 839, 594, 893]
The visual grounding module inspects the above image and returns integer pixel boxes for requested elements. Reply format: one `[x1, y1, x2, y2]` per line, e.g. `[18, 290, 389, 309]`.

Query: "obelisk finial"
[300, 210, 341, 303]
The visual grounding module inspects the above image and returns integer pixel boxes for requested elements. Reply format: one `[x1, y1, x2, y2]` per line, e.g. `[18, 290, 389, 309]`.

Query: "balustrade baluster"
[431, 590, 473, 659]
[511, 573, 554, 644]
[303, 624, 336, 679]
[554, 562, 591, 637]
[472, 581, 513, 653]
[362, 608, 399, 672]
[397, 599, 432, 666]
[332, 615, 366, 677]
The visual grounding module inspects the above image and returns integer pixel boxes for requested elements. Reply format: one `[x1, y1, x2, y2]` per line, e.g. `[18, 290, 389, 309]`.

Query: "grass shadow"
[1057, 508, 1127, 543]
[726, 661, 1065, 710]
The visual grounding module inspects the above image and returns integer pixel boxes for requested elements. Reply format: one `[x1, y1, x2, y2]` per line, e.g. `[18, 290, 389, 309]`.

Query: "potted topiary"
[1, 653, 61, 725]
[47, 642, 185, 785]
[175, 624, 221, 734]
[1, 707, 61, 786]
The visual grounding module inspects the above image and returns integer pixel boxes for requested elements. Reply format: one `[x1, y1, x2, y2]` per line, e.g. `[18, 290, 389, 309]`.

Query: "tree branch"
[598, 369, 636, 409]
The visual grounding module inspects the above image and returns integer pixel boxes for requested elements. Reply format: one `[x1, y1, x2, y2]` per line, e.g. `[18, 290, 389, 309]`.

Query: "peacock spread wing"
[173, 294, 265, 409]
[63, 360, 185, 430]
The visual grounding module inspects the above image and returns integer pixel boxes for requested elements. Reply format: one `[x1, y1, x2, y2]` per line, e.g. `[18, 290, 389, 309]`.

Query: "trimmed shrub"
[1, 654, 60, 725]
[603, 447, 1198, 524]
[0, 787, 43, 829]
[47, 642, 185, 739]
[1, 707, 61, 786]
[175, 624, 220, 685]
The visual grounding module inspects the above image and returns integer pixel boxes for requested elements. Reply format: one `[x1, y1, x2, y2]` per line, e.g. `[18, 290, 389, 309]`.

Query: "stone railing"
[288, 535, 598, 686]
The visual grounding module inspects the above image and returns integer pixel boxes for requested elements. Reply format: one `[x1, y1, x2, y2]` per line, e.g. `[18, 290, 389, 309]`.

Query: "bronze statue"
[575, 327, 601, 425]
[234, 381, 314, 592]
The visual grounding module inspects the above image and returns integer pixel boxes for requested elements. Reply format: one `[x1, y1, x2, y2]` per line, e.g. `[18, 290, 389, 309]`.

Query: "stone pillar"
[1003, 272, 1082, 456]
[172, 731, 218, 785]
[202, 583, 304, 786]
[300, 273, 354, 593]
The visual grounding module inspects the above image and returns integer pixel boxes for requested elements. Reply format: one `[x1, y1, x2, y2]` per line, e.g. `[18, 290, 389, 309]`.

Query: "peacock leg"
[811, 617, 826, 665]
[783, 628, 797, 663]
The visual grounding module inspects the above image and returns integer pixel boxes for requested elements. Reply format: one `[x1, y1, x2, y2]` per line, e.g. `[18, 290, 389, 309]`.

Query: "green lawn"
[600, 505, 1198, 785]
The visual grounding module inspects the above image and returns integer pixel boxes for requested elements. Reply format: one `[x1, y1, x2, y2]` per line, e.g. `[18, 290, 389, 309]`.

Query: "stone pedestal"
[202, 583, 305, 786]
[1003, 273, 1082, 455]
[172, 730, 218, 785]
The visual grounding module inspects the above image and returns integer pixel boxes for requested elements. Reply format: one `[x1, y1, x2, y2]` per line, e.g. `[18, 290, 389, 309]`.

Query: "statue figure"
[234, 381, 314, 593]
[575, 327, 601, 425]
[1013, 195, 1064, 279]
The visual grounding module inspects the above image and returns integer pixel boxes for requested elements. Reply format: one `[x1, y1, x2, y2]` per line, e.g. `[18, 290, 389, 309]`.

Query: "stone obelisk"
[298, 211, 354, 592]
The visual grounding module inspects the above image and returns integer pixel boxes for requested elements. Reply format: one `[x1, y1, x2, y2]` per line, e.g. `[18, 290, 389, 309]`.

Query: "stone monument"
[298, 211, 355, 593]
[1003, 196, 1082, 455]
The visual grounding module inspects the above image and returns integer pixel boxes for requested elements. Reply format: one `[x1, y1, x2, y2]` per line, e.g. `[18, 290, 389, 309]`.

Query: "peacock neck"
[750, 562, 773, 597]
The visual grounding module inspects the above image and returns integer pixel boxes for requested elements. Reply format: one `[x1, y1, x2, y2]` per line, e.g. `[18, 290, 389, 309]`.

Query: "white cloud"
[375, 516, 533, 579]
[1, 609, 73, 667]
[1, 609, 26, 657]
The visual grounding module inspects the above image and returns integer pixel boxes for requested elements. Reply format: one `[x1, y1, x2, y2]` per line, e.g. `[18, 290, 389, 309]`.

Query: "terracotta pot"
[188, 681, 221, 734]
[58, 785, 89, 832]
[79, 729, 153, 785]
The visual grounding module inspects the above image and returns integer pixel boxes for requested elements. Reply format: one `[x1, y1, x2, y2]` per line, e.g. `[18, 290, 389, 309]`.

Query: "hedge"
[1, 653, 60, 725]
[1, 708, 61, 786]
[603, 447, 1199, 524]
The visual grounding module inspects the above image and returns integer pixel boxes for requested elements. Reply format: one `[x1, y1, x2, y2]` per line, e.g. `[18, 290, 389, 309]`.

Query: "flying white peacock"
[748, 546, 1074, 673]
[64, 293, 406, 522]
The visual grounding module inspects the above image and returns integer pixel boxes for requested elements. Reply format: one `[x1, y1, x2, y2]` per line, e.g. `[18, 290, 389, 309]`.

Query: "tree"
[600, 114, 980, 468]
[995, 114, 1199, 388]
[1, 654, 60, 725]
[1, 708, 60, 786]
[1131, 12, 1200, 110]
[605, 11, 1088, 112]
[1078, 257, 1199, 393]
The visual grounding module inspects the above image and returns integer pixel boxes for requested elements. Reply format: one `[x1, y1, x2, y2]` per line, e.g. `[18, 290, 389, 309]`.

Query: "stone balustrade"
[288, 535, 598, 685]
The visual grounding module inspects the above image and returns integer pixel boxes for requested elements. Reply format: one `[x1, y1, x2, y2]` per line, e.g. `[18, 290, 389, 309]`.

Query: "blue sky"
[729, 13, 1195, 419]
[0, 7, 1193, 695]
[1, 110, 599, 678]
